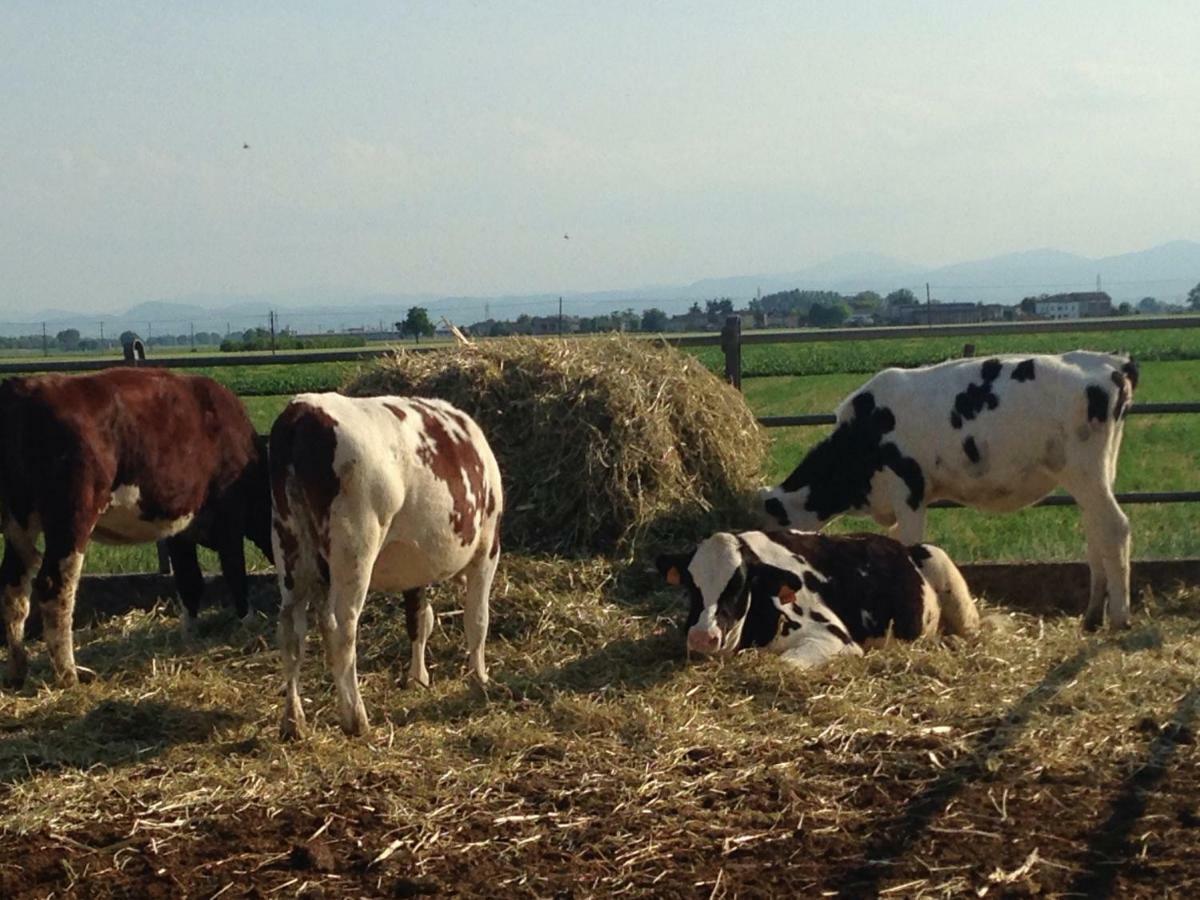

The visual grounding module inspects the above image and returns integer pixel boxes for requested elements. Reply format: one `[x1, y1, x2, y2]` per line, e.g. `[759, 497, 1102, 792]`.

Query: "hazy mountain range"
[6, 241, 1199, 338]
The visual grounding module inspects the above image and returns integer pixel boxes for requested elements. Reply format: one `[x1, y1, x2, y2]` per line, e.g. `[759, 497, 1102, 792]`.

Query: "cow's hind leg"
[462, 545, 498, 687]
[33, 527, 89, 688]
[278, 572, 317, 740]
[326, 566, 372, 736]
[1074, 484, 1132, 631]
[2, 525, 42, 688]
[404, 587, 434, 688]
[166, 537, 204, 640]
[1082, 535, 1108, 632]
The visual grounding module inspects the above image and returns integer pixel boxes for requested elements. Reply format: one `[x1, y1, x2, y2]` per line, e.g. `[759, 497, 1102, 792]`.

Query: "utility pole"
[269, 309, 277, 355]
[926, 282, 932, 327]
[42, 322, 47, 356]
[558, 296, 563, 336]
[190, 321, 195, 349]
[99, 321, 104, 342]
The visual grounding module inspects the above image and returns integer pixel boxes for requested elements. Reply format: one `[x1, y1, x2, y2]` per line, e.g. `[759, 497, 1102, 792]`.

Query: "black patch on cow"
[763, 497, 789, 527]
[810, 609, 829, 624]
[1011, 358, 1036, 382]
[825, 623, 854, 645]
[745, 531, 931, 645]
[962, 436, 981, 464]
[950, 360, 1002, 428]
[779, 617, 800, 638]
[908, 544, 933, 564]
[1086, 385, 1110, 423]
[777, 395, 922, 519]
[1122, 359, 1139, 390]
[803, 571, 824, 593]
[1111, 371, 1130, 420]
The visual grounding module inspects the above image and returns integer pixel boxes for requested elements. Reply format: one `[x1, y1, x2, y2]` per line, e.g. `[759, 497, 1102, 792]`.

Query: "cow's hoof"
[280, 715, 307, 742]
[340, 708, 370, 737]
[2, 674, 26, 691]
[54, 670, 80, 689]
[75, 666, 97, 684]
[1082, 614, 1104, 633]
[405, 669, 431, 689]
[1110, 619, 1133, 632]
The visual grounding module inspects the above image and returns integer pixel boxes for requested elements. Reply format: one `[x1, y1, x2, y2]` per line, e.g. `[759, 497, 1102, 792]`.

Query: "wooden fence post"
[721, 315, 742, 390]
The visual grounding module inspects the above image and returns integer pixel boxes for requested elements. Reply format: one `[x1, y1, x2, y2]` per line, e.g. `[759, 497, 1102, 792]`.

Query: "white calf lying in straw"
[657, 530, 979, 667]
[270, 393, 503, 739]
[761, 352, 1137, 631]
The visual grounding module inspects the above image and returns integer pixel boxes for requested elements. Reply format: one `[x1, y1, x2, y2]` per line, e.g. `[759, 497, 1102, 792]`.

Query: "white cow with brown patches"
[658, 530, 979, 668]
[269, 393, 502, 739]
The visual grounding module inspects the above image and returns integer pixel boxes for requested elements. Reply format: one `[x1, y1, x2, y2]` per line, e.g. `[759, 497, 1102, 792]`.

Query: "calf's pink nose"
[687, 627, 721, 654]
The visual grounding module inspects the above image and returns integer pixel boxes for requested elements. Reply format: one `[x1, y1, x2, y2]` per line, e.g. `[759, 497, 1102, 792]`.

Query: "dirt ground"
[1, 558, 1198, 898]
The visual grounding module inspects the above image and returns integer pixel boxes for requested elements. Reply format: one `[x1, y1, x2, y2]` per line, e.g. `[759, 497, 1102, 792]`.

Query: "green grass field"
[27, 327, 1191, 571]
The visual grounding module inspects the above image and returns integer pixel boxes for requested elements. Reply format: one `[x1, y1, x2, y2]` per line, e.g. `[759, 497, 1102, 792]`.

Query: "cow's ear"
[656, 552, 693, 585]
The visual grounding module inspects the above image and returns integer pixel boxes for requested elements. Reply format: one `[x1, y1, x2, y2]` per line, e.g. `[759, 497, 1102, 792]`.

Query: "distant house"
[1034, 292, 1113, 320]
[665, 309, 710, 332]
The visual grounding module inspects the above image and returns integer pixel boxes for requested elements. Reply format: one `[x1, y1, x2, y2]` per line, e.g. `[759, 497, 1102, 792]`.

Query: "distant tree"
[1187, 282, 1200, 311]
[1138, 296, 1162, 315]
[851, 291, 882, 311]
[55, 328, 81, 351]
[400, 307, 435, 342]
[705, 298, 734, 325]
[639, 308, 668, 332]
[1018, 296, 1039, 315]
[688, 301, 703, 316]
[808, 301, 850, 327]
[1117, 302, 1133, 316]
[885, 289, 917, 309]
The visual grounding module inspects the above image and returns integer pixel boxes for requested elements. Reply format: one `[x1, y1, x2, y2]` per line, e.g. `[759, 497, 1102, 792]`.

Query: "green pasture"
[12, 330, 1185, 573]
[691, 323, 1200, 377]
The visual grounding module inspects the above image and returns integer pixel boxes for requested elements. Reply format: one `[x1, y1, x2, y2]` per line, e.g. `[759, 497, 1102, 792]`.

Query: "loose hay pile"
[345, 335, 768, 555]
[2, 566, 1199, 897]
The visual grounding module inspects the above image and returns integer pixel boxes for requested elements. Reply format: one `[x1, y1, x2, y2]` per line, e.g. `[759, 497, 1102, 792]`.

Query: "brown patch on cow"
[269, 401, 341, 558]
[383, 403, 408, 422]
[1111, 371, 1131, 420]
[412, 405, 487, 546]
[274, 518, 300, 592]
[1043, 437, 1068, 472]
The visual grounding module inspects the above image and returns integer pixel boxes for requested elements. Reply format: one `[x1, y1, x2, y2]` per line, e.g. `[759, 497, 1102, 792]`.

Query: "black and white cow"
[657, 530, 978, 667]
[761, 352, 1137, 631]
[269, 393, 503, 739]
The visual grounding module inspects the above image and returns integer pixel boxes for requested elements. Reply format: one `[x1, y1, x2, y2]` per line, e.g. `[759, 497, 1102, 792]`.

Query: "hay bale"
[344, 335, 767, 555]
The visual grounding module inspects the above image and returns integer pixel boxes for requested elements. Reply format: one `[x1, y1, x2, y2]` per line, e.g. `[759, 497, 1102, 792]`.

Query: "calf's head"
[657, 533, 805, 656]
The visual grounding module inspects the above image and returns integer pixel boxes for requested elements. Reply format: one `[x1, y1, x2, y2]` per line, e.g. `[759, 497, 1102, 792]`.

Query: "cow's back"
[838, 353, 1133, 510]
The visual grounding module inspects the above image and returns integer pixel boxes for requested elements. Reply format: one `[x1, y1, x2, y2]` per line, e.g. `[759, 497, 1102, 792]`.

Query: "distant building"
[885, 302, 1007, 326]
[1035, 292, 1113, 320]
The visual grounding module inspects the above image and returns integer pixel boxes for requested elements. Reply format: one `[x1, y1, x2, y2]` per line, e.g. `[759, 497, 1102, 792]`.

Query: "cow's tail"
[913, 544, 980, 637]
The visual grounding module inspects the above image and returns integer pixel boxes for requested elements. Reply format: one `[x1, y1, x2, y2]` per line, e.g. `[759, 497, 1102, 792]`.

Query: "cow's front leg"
[166, 537, 204, 639]
[217, 535, 254, 624]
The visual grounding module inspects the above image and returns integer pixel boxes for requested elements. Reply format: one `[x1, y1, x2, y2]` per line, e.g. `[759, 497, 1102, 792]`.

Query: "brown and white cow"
[657, 530, 978, 668]
[0, 368, 273, 689]
[269, 393, 502, 739]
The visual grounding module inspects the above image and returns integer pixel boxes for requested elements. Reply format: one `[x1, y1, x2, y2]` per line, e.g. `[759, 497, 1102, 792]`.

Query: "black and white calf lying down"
[657, 530, 979, 668]
[761, 352, 1137, 631]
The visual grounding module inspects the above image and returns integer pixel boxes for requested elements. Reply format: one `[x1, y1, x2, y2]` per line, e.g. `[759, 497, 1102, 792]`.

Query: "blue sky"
[2, 1, 1197, 312]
